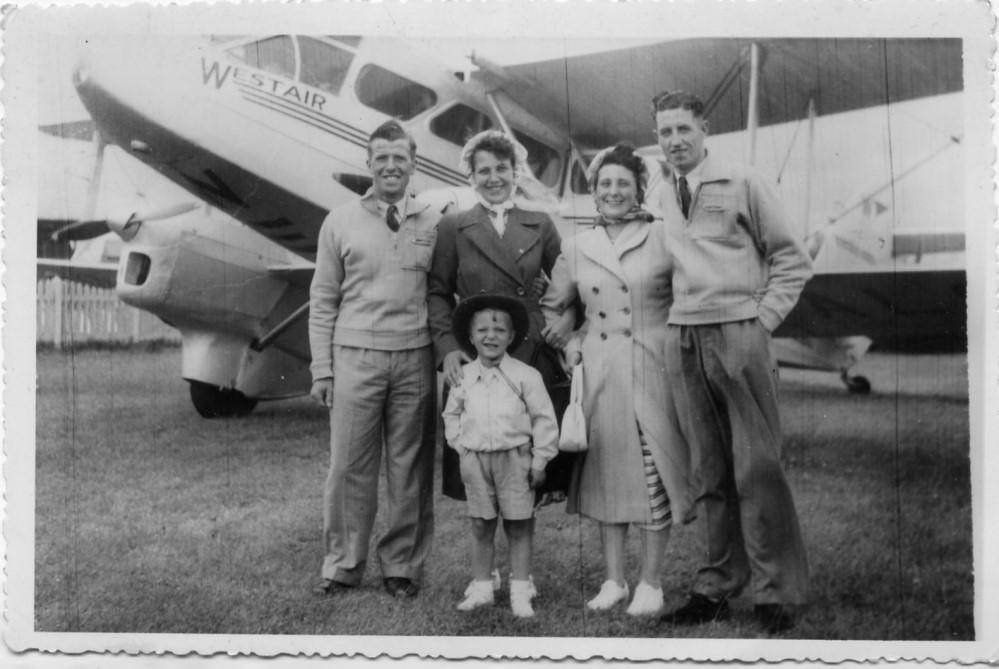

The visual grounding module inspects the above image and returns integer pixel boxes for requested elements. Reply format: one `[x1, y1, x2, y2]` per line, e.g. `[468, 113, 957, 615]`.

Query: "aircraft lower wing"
[37, 258, 118, 289]
[774, 268, 967, 344]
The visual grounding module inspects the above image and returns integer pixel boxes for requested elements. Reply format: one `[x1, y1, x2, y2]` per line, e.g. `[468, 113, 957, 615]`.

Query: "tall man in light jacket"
[651, 91, 812, 633]
[309, 120, 440, 599]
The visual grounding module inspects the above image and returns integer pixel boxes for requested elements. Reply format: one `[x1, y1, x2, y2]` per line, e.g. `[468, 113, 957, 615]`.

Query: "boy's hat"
[452, 293, 530, 357]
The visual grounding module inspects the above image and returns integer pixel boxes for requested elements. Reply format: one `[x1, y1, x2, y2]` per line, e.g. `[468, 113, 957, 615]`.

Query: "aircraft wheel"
[841, 373, 872, 395]
[188, 380, 258, 418]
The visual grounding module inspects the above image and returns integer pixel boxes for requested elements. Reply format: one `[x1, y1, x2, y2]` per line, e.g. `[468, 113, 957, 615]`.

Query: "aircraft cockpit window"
[299, 37, 354, 94]
[355, 64, 437, 121]
[430, 104, 494, 147]
[228, 35, 295, 78]
[513, 131, 562, 189]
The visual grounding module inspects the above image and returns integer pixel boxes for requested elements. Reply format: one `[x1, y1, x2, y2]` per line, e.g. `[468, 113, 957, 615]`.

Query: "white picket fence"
[37, 277, 181, 348]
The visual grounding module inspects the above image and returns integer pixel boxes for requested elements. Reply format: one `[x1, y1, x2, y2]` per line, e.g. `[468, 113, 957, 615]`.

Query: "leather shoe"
[660, 593, 731, 625]
[383, 577, 418, 599]
[313, 578, 353, 596]
[754, 603, 795, 633]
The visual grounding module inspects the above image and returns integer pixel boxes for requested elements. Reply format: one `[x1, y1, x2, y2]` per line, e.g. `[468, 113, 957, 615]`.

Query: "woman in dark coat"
[428, 130, 576, 502]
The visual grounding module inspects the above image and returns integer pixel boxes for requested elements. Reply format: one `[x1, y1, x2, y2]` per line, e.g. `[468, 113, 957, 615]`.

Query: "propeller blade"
[50, 219, 111, 243]
[51, 202, 199, 243]
[107, 201, 200, 238]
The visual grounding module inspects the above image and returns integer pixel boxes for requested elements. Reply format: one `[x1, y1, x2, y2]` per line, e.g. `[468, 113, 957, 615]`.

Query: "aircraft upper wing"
[489, 38, 962, 149]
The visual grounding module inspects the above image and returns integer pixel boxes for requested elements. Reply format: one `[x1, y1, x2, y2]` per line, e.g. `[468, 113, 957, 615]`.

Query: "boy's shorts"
[458, 443, 534, 520]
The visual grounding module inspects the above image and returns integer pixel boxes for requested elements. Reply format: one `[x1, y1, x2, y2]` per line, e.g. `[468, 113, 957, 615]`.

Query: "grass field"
[33, 346, 973, 640]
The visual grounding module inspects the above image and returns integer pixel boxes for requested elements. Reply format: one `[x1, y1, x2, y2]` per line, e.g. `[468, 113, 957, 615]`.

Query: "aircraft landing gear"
[188, 380, 258, 418]
[840, 371, 872, 395]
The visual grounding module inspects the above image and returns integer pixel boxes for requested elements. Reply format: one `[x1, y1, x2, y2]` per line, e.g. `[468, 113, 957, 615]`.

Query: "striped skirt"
[640, 429, 671, 530]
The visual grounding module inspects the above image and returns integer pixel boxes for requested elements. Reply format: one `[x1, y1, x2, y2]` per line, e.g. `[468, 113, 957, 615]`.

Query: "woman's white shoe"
[586, 580, 630, 611]
[458, 580, 495, 611]
[625, 581, 664, 616]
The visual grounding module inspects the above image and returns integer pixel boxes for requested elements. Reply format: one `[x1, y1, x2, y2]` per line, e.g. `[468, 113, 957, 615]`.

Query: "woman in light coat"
[541, 144, 693, 616]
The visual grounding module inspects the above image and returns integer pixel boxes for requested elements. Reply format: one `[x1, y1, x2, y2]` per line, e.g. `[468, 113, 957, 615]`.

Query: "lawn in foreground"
[34, 347, 973, 639]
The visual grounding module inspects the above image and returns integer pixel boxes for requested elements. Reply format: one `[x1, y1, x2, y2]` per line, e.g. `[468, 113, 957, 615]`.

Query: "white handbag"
[558, 363, 587, 453]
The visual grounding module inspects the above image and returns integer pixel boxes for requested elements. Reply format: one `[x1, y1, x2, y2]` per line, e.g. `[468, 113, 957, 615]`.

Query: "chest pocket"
[690, 193, 738, 239]
[401, 228, 437, 271]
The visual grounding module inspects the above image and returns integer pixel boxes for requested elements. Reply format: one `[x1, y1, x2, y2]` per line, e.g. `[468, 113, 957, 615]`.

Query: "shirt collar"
[476, 196, 515, 217]
[675, 150, 707, 192]
[471, 354, 510, 380]
[375, 196, 408, 221]
[362, 188, 411, 219]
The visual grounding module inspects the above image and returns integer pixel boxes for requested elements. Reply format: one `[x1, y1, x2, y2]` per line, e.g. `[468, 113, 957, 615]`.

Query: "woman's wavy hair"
[586, 142, 648, 205]
[460, 130, 526, 177]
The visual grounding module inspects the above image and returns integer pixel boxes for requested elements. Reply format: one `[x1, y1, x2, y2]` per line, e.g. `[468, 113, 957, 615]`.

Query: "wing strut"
[702, 45, 751, 118]
[803, 97, 817, 238]
[250, 302, 309, 352]
[485, 92, 514, 136]
[745, 42, 762, 165]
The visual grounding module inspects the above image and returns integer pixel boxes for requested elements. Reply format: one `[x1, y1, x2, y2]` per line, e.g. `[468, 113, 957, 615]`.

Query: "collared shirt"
[442, 355, 558, 471]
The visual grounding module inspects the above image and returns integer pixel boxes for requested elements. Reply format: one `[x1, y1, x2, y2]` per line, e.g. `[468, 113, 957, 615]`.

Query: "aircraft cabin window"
[355, 64, 437, 121]
[228, 35, 295, 78]
[299, 37, 354, 94]
[430, 104, 494, 146]
[513, 131, 561, 189]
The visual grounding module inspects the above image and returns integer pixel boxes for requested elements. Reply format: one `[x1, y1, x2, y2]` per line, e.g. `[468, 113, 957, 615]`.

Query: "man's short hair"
[368, 120, 417, 157]
[650, 90, 705, 120]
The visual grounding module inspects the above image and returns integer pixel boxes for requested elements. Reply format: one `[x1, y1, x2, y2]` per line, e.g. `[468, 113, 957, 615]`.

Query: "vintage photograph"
[3, 0, 995, 663]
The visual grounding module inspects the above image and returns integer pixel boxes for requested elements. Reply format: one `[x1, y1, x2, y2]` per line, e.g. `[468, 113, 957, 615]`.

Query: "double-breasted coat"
[541, 220, 694, 524]
[428, 203, 573, 499]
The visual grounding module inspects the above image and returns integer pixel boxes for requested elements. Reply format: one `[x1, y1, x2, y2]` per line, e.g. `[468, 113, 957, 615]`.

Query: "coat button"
[592, 286, 600, 294]
[600, 332, 608, 340]
[516, 287, 526, 296]
[598, 311, 606, 318]
[622, 307, 631, 315]
[624, 329, 632, 337]
[621, 285, 629, 293]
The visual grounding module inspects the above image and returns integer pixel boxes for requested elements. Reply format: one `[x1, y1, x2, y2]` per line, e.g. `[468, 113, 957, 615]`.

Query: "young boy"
[442, 293, 559, 618]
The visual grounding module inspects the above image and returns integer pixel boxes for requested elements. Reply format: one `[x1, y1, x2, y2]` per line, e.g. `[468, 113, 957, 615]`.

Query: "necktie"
[678, 176, 691, 218]
[386, 204, 400, 232]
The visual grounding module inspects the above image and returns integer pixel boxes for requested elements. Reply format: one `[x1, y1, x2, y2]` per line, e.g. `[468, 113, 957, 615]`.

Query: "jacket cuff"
[757, 307, 781, 334]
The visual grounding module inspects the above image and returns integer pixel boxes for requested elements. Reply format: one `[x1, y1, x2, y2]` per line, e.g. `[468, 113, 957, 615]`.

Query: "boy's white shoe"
[510, 579, 536, 618]
[587, 580, 630, 611]
[458, 580, 495, 611]
[626, 581, 664, 616]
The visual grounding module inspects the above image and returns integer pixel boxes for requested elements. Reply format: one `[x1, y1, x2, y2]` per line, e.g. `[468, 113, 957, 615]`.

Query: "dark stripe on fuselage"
[233, 80, 467, 187]
[75, 80, 326, 261]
